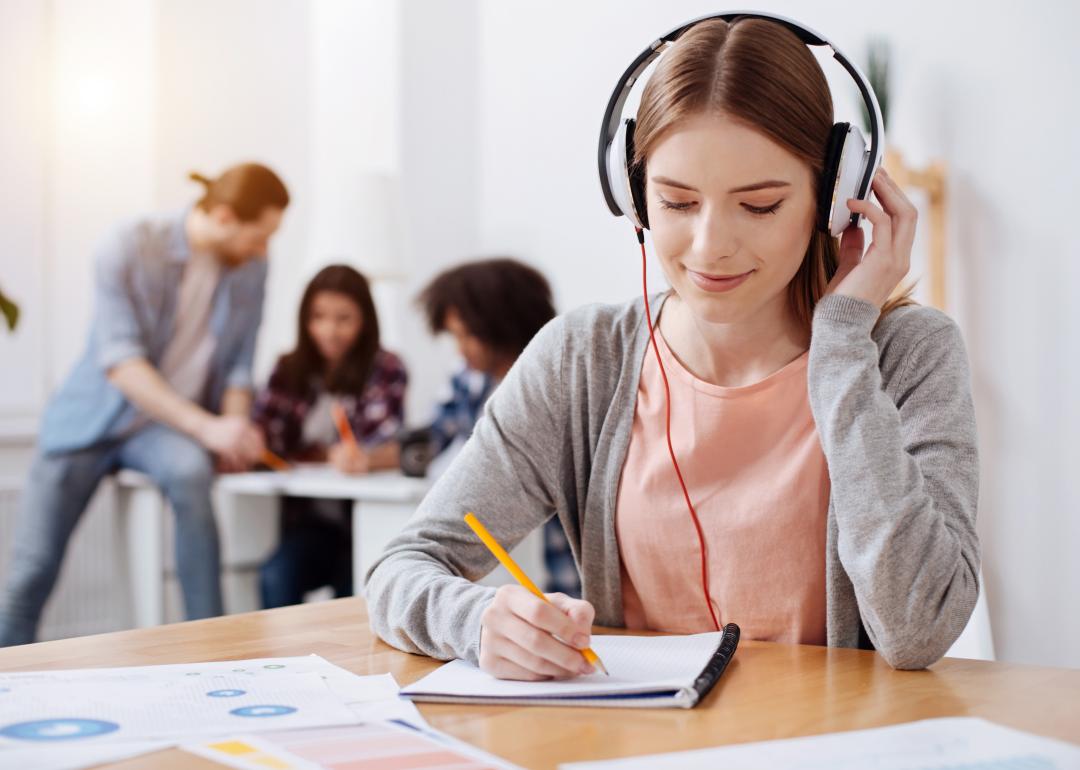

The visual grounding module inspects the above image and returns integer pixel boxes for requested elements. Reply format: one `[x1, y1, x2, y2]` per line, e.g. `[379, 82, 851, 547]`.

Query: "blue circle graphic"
[1, 718, 119, 742]
[230, 705, 296, 718]
[207, 689, 246, 698]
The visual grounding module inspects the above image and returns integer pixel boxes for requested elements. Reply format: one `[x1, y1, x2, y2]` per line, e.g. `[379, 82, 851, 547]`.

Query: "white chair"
[945, 570, 995, 660]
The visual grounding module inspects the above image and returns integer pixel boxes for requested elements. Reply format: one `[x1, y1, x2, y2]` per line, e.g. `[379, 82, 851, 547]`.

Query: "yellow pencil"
[464, 512, 608, 676]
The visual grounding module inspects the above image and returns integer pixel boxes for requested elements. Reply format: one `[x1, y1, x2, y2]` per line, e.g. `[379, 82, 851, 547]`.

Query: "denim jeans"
[0, 422, 223, 646]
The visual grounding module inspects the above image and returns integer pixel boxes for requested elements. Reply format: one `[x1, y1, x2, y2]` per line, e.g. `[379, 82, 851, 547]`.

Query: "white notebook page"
[402, 632, 723, 699]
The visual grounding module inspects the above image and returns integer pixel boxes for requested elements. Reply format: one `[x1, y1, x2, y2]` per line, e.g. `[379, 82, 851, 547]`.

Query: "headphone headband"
[598, 11, 885, 225]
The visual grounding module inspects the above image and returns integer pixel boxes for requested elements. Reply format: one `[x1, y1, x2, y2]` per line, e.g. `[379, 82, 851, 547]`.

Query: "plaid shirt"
[253, 349, 407, 460]
[429, 366, 581, 597]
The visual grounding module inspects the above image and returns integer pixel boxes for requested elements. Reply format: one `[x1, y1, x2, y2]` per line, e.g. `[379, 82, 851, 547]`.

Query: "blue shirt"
[39, 210, 267, 454]
[428, 368, 495, 454]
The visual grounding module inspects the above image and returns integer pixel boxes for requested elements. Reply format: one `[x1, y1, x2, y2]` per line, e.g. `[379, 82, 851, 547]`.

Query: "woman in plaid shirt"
[253, 265, 407, 607]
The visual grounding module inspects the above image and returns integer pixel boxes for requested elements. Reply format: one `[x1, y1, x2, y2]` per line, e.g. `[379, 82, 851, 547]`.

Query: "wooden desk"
[1, 598, 1076, 770]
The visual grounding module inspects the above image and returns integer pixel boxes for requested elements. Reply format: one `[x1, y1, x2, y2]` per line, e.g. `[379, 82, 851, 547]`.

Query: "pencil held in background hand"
[332, 403, 358, 447]
[463, 512, 609, 676]
[260, 449, 291, 472]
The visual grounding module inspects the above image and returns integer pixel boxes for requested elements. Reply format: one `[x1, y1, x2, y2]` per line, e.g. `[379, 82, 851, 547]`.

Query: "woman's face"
[307, 290, 363, 367]
[645, 112, 817, 326]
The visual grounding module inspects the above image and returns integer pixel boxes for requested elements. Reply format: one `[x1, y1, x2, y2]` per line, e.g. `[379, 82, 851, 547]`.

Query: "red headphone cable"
[636, 227, 720, 632]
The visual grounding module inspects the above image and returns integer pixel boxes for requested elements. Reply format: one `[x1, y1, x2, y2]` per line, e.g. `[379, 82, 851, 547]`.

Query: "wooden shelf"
[883, 148, 948, 310]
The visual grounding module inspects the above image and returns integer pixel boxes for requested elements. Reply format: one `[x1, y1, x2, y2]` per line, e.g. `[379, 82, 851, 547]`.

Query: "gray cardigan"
[366, 292, 980, 670]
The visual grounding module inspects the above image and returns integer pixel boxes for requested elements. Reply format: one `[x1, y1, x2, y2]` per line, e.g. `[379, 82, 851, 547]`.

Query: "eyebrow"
[650, 176, 791, 194]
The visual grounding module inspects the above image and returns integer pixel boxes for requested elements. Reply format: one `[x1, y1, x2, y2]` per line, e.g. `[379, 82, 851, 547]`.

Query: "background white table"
[112, 467, 992, 660]
[114, 467, 546, 628]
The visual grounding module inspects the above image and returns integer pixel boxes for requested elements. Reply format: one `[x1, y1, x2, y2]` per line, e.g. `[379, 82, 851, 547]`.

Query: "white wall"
[154, 0, 311, 384]
[472, 0, 1080, 668]
[395, 0, 483, 422]
[0, 0, 49, 438]
[49, 0, 158, 388]
[0, 0, 158, 436]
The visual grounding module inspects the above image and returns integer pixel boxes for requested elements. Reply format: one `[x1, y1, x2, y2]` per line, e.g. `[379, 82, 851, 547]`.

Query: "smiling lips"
[686, 267, 754, 293]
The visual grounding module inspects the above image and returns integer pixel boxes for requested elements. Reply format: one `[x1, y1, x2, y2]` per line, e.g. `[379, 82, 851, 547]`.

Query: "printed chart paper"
[0, 671, 355, 747]
[0, 656, 380, 749]
[185, 721, 522, 770]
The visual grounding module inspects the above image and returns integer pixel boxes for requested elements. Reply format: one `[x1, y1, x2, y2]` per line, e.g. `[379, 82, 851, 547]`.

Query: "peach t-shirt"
[616, 330, 830, 645]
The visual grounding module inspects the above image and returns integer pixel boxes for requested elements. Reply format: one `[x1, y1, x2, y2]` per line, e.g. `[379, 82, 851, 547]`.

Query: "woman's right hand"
[479, 585, 597, 680]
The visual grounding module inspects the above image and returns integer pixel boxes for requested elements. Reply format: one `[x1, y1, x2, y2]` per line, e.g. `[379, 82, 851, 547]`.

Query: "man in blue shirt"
[0, 163, 289, 646]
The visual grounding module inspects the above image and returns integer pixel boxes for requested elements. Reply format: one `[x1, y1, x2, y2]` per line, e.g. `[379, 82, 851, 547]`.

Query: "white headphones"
[598, 11, 885, 237]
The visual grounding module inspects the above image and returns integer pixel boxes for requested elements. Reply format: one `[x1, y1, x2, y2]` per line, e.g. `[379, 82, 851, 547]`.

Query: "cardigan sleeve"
[808, 294, 980, 669]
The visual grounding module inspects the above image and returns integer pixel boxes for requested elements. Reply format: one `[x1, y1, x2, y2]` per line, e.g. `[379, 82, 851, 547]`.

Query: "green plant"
[0, 285, 19, 332]
[861, 37, 891, 134]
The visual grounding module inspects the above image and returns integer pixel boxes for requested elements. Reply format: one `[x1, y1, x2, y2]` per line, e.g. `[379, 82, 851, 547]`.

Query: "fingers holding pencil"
[481, 585, 597, 680]
[465, 512, 607, 680]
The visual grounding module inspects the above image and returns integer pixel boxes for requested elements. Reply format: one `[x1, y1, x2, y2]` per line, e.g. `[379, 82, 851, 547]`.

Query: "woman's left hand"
[826, 168, 918, 308]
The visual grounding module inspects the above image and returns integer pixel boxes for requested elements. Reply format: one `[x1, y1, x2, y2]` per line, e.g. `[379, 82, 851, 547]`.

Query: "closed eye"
[658, 197, 784, 216]
[658, 196, 695, 212]
[743, 201, 783, 216]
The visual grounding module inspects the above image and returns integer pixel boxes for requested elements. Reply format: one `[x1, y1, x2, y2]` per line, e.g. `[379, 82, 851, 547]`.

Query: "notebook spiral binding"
[690, 623, 741, 705]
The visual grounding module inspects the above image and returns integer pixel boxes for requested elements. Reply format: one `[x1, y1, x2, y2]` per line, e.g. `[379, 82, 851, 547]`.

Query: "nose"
[693, 202, 739, 262]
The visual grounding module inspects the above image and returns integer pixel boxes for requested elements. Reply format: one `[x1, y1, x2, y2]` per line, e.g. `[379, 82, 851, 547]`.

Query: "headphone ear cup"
[817, 122, 850, 233]
[625, 119, 650, 230]
[607, 118, 646, 229]
[822, 124, 871, 237]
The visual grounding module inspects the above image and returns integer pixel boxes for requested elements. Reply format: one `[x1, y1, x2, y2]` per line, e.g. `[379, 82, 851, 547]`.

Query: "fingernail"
[572, 634, 590, 648]
[580, 663, 595, 675]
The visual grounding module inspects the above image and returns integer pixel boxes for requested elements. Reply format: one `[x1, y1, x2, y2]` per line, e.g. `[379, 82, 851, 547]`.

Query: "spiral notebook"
[401, 624, 739, 709]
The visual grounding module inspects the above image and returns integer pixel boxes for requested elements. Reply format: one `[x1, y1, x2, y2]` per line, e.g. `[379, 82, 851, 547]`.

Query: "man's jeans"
[0, 423, 223, 646]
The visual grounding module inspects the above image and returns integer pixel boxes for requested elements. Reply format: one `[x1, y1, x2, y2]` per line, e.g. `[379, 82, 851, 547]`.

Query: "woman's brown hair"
[632, 18, 913, 326]
[276, 265, 380, 398]
[189, 163, 290, 222]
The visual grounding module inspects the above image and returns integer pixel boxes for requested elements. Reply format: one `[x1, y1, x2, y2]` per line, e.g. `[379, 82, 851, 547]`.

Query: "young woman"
[254, 265, 407, 608]
[417, 258, 580, 597]
[366, 16, 979, 677]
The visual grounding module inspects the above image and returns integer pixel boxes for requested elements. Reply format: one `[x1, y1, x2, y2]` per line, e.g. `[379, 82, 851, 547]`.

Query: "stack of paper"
[559, 717, 1080, 770]
[0, 654, 517, 770]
